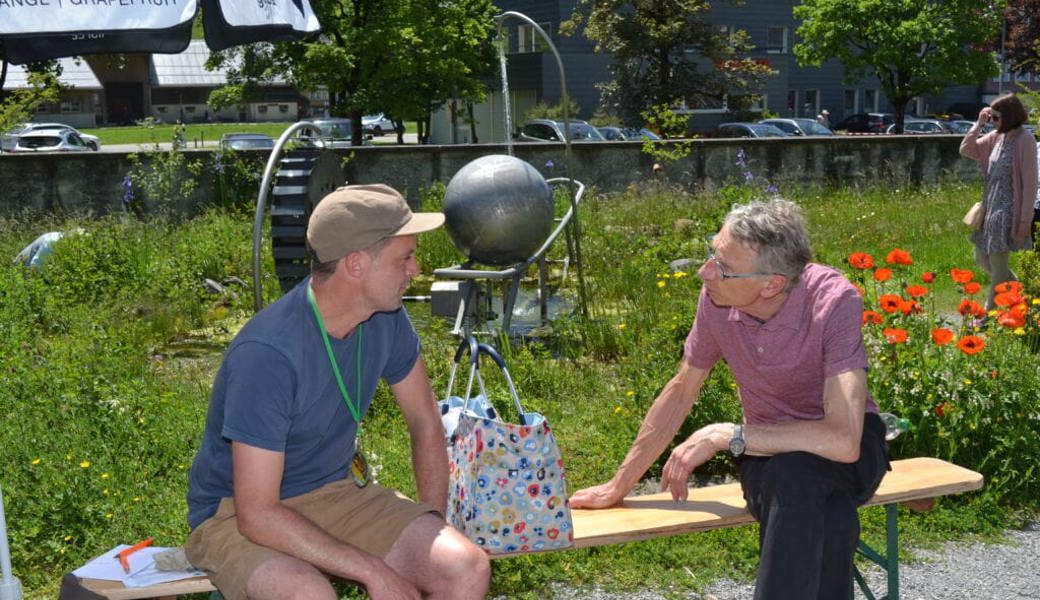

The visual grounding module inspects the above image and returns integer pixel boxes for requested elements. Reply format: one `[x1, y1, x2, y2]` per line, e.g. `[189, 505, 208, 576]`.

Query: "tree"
[1002, 0, 1040, 74]
[0, 58, 64, 136]
[207, 0, 497, 145]
[793, 0, 1001, 132]
[564, 1, 773, 128]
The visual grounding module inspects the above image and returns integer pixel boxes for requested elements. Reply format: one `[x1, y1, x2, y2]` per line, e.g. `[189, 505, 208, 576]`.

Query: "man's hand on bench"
[570, 480, 626, 509]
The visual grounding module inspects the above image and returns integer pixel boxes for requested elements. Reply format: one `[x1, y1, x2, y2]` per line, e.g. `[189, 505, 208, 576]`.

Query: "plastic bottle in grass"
[879, 413, 910, 441]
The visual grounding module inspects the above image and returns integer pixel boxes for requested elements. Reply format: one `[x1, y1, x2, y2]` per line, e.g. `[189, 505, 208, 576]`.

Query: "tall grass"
[0, 177, 1035, 599]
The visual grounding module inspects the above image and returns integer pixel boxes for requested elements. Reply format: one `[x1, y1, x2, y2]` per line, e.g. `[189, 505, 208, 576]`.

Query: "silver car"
[4, 122, 100, 151]
[759, 118, 834, 136]
[12, 128, 93, 152]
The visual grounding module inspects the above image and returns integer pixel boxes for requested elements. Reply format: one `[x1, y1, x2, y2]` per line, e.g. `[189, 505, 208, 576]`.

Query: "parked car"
[219, 132, 276, 151]
[518, 119, 606, 142]
[298, 118, 365, 148]
[12, 128, 94, 152]
[832, 112, 896, 134]
[597, 126, 661, 141]
[758, 118, 834, 137]
[362, 113, 395, 136]
[715, 122, 787, 138]
[886, 119, 953, 134]
[3, 122, 100, 151]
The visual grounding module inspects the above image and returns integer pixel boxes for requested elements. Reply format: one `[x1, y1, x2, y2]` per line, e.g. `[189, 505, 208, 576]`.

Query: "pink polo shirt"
[684, 263, 877, 425]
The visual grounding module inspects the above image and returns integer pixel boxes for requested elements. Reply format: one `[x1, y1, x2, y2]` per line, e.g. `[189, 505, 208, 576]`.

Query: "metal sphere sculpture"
[443, 154, 554, 266]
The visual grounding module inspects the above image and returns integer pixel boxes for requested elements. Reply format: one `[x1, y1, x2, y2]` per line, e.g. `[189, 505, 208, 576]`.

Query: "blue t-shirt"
[187, 278, 420, 529]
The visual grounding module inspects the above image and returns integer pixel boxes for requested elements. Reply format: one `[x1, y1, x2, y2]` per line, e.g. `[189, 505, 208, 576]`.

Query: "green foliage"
[640, 103, 695, 164]
[522, 100, 584, 123]
[843, 250, 1040, 507]
[0, 61, 64, 134]
[793, 0, 1001, 127]
[125, 124, 206, 218]
[0, 209, 254, 598]
[565, 0, 771, 125]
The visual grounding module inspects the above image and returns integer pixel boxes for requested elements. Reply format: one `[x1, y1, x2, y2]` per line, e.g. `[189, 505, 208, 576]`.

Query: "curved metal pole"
[494, 11, 589, 316]
[251, 121, 321, 312]
[0, 483, 22, 600]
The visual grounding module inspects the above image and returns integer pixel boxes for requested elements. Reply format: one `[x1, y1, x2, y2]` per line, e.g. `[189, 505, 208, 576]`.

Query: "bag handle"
[475, 343, 528, 425]
[444, 336, 479, 402]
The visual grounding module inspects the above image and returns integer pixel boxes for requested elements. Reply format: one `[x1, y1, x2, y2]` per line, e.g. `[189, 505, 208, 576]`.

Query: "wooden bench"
[78, 457, 982, 600]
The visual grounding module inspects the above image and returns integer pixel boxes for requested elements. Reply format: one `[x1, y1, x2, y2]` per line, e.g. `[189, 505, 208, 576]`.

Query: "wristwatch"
[729, 424, 746, 457]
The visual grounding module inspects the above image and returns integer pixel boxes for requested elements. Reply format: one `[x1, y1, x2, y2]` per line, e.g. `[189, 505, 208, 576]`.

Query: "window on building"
[864, 89, 877, 112]
[766, 27, 788, 54]
[279, 104, 290, 113]
[802, 89, 818, 117]
[787, 90, 798, 115]
[843, 89, 857, 114]
[750, 94, 767, 112]
[60, 99, 82, 113]
[258, 105, 268, 113]
[157, 106, 168, 114]
[517, 23, 551, 53]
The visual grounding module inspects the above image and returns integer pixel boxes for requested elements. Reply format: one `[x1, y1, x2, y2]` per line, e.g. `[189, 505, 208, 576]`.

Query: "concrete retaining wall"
[0, 135, 981, 217]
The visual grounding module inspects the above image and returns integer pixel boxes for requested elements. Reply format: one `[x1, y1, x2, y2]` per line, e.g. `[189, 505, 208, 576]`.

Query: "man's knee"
[433, 533, 491, 593]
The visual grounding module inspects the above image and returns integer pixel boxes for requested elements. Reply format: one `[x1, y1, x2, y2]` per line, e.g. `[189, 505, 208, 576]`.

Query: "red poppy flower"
[873, 268, 892, 282]
[993, 281, 1023, 294]
[882, 328, 908, 344]
[885, 248, 912, 265]
[994, 291, 1024, 307]
[934, 403, 947, 418]
[957, 335, 985, 355]
[905, 285, 928, 298]
[879, 294, 903, 313]
[950, 268, 974, 284]
[862, 310, 883, 325]
[997, 307, 1026, 328]
[848, 252, 875, 269]
[958, 299, 985, 317]
[899, 299, 921, 315]
[931, 328, 954, 345]
[962, 282, 982, 295]
[921, 271, 936, 283]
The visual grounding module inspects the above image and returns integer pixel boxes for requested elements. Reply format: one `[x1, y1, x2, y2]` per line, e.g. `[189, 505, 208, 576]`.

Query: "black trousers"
[736, 413, 890, 600]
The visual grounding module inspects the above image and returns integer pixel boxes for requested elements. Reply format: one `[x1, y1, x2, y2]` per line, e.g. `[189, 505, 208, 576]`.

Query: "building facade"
[441, 0, 1035, 142]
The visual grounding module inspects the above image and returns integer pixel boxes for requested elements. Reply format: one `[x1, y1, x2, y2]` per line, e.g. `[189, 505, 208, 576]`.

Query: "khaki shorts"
[184, 479, 436, 600]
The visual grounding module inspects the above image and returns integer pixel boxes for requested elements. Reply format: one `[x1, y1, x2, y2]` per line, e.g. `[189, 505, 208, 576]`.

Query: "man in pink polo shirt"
[571, 199, 890, 600]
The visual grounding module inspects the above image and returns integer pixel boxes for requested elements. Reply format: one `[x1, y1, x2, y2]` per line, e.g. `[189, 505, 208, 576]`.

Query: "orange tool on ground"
[116, 537, 154, 573]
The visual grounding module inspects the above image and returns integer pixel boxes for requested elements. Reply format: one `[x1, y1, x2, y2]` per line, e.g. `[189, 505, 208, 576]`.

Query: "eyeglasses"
[703, 238, 775, 280]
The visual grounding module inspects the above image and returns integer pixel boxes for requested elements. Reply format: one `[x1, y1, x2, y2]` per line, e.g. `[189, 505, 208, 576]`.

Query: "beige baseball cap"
[306, 184, 444, 262]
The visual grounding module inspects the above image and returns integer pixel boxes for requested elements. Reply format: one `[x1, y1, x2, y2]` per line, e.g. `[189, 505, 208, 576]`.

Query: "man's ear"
[341, 251, 369, 279]
[761, 273, 788, 299]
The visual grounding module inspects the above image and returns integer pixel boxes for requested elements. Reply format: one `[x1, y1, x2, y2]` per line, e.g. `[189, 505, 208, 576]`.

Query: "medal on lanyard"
[308, 285, 369, 487]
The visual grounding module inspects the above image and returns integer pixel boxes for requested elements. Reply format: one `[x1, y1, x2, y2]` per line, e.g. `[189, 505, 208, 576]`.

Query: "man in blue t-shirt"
[185, 184, 490, 600]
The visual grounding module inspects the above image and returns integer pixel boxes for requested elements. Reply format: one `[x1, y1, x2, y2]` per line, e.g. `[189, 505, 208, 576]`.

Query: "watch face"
[729, 438, 746, 456]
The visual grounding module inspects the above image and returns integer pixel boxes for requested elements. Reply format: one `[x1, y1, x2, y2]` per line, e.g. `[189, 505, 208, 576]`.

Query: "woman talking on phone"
[959, 93, 1038, 319]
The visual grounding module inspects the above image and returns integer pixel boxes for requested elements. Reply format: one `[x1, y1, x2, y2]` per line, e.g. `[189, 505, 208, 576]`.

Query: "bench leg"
[852, 503, 899, 600]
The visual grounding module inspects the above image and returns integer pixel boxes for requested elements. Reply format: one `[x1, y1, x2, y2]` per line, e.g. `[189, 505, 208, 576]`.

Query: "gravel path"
[523, 521, 1039, 600]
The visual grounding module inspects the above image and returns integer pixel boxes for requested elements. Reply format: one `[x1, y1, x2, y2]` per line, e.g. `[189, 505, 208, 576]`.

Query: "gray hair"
[723, 198, 812, 289]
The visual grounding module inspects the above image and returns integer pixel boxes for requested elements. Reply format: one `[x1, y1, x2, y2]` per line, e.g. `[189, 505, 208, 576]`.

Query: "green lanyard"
[307, 284, 369, 486]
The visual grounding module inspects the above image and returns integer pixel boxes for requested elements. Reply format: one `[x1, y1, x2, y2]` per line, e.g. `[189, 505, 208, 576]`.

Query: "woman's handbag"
[444, 340, 575, 554]
[963, 202, 984, 230]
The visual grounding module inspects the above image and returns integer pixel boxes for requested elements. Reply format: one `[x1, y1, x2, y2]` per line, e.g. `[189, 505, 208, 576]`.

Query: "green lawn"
[79, 121, 416, 146]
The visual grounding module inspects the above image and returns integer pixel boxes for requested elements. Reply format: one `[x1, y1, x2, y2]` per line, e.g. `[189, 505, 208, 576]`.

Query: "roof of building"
[2, 57, 103, 90]
[150, 40, 230, 87]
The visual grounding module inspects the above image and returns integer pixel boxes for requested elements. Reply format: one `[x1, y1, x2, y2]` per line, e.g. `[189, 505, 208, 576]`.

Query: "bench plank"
[570, 457, 983, 549]
[77, 457, 982, 599]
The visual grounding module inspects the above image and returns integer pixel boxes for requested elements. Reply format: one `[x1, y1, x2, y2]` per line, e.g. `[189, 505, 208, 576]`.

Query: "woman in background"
[959, 93, 1038, 317]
